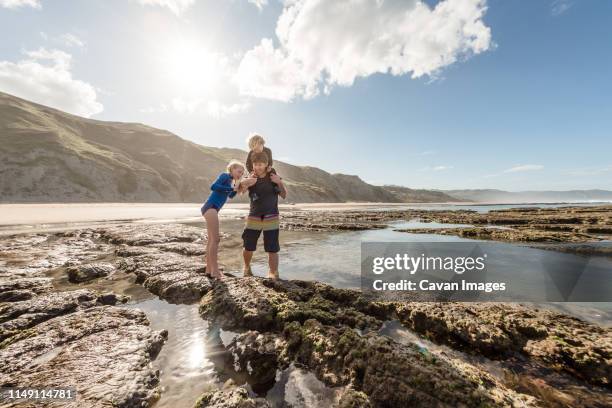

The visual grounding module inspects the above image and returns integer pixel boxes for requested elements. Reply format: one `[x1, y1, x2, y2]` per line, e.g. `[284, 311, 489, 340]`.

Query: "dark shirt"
[248, 175, 279, 216]
[246, 147, 273, 173]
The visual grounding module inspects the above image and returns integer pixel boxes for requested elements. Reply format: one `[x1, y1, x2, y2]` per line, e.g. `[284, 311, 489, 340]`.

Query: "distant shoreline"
[1, 201, 609, 236]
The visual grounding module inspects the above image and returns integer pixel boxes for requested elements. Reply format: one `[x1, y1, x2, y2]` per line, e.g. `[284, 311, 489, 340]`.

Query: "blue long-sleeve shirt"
[204, 172, 237, 210]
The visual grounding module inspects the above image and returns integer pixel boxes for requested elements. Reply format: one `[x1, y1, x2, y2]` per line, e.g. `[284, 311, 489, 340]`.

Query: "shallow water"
[125, 300, 219, 408]
[244, 219, 612, 325]
[122, 297, 344, 408]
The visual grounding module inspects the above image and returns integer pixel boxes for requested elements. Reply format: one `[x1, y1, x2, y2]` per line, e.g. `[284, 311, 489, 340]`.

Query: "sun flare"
[161, 39, 220, 92]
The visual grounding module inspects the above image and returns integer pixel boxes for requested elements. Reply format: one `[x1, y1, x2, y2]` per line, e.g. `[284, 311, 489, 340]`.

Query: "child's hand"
[242, 177, 257, 188]
[267, 165, 272, 173]
[270, 174, 282, 185]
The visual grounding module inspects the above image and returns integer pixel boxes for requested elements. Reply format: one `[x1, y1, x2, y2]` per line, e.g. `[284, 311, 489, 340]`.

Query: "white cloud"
[248, 0, 268, 11]
[206, 100, 251, 118]
[134, 0, 195, 15]
[551, 0, 572, 16]
[58, 33, 86, 48]
[235, 0, 492, 102]
[140, 97, 250, 118]
[0, 47, 103, 117]
[419, 165, 453, 172]
[40, 32, 86, 48]
[170, 97, 203, 114]
[503, 164, 544, 173]
[139, 104, 168, 114]
[0, 0, 40, 9]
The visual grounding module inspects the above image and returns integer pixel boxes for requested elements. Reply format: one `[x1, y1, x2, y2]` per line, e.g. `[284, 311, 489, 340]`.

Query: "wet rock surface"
[99, 223, 205, 246]
[396, 226, 600, 243]
[200, 277, 611, 407]
[226, 331, 288, 391]
[0, 277, 53, 302]
[1, 288, 99, 341]
[0, 289, 166, 408]
[280, 205, 612, 250]
[194, 385, 271, 408]
[116, 249, 211, 303]
[279, 210, 411, 231]
[1, 219, 611, 407]
[394, 302, 612, 387]
[99, 223, 245, 304]
[395, 205, 612, 246]
[200, 278, 380, 332]
[66, 262, 115, 283]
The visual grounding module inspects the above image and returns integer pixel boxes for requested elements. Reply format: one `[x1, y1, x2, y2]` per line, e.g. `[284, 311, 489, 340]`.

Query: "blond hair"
[247, 133, 265, 150]
[226, 160, 245, 174]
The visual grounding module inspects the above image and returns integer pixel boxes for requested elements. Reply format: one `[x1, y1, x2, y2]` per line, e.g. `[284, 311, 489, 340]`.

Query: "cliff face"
[0, 91, 456, 203]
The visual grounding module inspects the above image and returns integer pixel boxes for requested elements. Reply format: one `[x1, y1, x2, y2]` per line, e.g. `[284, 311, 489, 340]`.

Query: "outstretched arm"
[210, 173, 234, 193]
[237, 176, 257, 194]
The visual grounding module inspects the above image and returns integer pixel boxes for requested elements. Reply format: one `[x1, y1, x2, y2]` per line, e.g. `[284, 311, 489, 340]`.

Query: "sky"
[1, 0, 611, 191]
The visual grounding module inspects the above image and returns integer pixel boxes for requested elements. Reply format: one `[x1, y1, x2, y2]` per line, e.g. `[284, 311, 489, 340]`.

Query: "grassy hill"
[0, 92, 457, 203]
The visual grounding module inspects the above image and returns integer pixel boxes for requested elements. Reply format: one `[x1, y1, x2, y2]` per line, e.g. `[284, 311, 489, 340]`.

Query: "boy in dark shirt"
[242, 152, 287, 280]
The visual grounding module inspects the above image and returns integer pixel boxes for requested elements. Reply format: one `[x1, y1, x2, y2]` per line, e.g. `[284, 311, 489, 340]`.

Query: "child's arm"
[239, 176, 257, 191]
[270, 173, 287, 199]
[210, 173, 235, 193]
[228, 181, 238, 198]
[245, 151, 253, 173]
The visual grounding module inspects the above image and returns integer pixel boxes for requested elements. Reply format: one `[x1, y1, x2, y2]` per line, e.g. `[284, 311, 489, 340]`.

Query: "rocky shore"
[281, 205, 612, 256]
[394, 205, 612, 254]
[1, 209, 611, 407]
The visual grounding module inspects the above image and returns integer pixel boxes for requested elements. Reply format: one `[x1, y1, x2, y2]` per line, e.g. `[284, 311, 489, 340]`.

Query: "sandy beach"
[1, 201, 605, 235]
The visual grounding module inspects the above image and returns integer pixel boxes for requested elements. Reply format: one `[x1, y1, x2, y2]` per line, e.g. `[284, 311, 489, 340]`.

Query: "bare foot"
[199, 265, 211, 277]
[243, 266, 253, 277]
[267, 270, 279, 280]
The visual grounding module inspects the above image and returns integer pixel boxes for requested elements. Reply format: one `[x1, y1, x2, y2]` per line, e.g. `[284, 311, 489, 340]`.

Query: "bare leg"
[215, 235, 224, 278]
[268, 252, 279, 280]
[202, 215, 211, 276]
[243, 249, 253, 277]
[204, 208, 221, 278]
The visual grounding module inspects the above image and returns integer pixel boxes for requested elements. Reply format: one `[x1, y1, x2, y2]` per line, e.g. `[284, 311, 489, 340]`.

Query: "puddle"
[125, 299, 220, 408]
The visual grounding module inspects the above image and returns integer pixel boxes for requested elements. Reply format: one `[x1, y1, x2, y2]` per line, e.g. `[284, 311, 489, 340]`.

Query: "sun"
[161, 39, 220, 93]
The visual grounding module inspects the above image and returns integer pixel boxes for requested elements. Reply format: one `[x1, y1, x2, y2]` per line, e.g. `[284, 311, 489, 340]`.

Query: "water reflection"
[125, 299, 218, 408]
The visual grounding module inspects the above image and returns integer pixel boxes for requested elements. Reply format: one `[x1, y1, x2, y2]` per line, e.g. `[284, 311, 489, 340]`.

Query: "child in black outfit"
[245, 133, 280, 196]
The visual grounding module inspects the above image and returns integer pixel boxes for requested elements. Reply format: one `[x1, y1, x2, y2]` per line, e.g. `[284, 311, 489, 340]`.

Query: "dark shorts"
[242, 228, 280, 253]
[201, 202, 220, 215]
